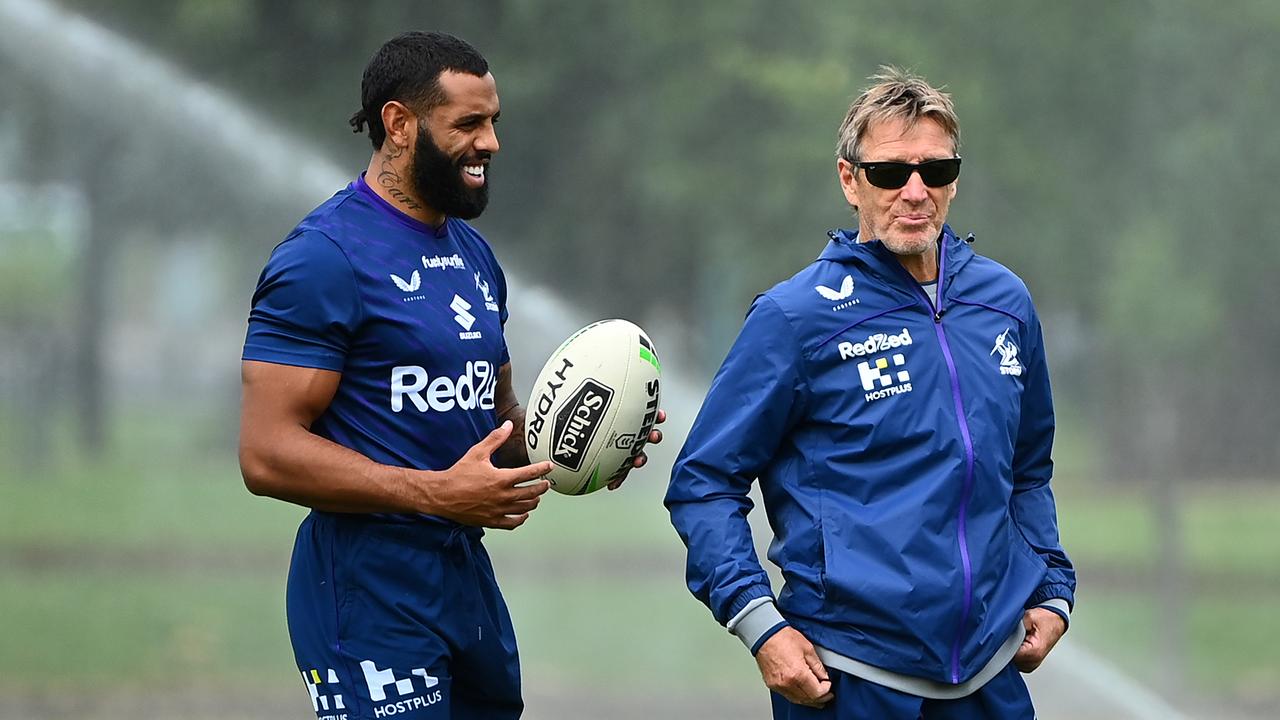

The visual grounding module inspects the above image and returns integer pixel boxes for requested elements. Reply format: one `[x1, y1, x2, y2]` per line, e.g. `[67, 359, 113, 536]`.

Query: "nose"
[477, 121, 500, 155]
[900, 170, 928, 201]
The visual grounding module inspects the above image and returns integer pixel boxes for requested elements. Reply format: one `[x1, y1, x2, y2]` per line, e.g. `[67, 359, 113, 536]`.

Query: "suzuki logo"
[451, 294, 475, 330]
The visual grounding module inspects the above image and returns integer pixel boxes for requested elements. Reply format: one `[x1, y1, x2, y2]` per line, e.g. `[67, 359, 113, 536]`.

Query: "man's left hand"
[608, 409, 667, 490]
[1013, 607, 1066, 672]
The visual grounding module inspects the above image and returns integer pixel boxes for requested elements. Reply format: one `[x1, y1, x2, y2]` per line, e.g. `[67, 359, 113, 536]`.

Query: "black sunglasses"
[853, 157, 962, 189]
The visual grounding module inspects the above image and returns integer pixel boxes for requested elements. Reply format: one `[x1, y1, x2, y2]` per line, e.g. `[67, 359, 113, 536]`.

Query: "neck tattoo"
[376, 144, 423, 211]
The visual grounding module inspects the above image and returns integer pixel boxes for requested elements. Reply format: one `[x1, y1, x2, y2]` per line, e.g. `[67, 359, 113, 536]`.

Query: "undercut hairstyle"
[835, 66, 960, 163]
[349, 31, 489, 150]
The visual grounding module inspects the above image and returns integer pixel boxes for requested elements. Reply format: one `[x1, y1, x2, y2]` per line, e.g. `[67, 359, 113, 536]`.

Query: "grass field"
[2, 428, 1277, 715]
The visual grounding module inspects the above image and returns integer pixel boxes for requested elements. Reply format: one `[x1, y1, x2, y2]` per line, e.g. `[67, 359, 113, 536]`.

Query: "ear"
[837, 158, 860, 210]
[379, 100, 418, 151]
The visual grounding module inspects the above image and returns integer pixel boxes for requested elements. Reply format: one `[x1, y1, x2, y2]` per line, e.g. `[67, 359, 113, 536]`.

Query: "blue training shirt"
[243, 174, 510, 494]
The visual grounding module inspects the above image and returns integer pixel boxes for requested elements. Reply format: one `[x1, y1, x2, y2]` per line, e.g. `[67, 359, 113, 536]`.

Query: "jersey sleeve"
[242, 230, 362, 371]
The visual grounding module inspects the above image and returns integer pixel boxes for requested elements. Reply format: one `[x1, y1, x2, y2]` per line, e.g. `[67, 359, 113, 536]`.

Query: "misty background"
[1, 1, 1277, 718]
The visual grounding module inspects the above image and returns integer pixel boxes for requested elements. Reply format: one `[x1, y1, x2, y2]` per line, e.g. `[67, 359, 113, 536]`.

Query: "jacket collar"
[819, 224, 974, 290]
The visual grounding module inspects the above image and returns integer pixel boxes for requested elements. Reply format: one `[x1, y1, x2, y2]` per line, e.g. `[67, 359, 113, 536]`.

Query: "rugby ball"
[525, 319, 662, 495]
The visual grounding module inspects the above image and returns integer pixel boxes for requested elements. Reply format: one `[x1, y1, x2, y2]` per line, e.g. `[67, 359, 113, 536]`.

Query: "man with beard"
[239, 32, 662, 720]
[666, 68, 1074, 718]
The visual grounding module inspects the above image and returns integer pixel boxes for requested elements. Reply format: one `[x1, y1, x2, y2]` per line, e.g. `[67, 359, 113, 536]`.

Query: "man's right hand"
[425, 421, 552, 530]
[755, 626, 835, 708]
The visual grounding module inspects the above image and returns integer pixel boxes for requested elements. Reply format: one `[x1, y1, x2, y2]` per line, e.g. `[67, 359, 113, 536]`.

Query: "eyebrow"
[456, 110, 500, 125]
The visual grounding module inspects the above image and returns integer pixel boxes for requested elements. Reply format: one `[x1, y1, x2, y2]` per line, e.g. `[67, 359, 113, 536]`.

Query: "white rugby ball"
[525, 319, 662, 495]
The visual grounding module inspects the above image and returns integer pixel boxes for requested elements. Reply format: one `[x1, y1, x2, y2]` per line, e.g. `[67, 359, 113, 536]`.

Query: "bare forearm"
[239, 362, 552, 528]
[239, 418, 552, 529]
[239, 361, 424, 513]
[239, 424, 429, 514]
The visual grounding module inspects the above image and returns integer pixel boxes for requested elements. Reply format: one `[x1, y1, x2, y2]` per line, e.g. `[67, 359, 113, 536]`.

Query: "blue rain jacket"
[666, 226, 1075, 685]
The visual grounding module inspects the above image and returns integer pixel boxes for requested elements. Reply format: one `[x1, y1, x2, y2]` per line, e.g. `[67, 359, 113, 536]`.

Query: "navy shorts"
[287, 512, 522, 720]
[770, 661, 1035, 720]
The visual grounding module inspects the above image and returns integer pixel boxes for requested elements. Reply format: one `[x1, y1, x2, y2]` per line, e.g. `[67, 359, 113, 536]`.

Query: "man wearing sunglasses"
[667, 67, 1074, 719]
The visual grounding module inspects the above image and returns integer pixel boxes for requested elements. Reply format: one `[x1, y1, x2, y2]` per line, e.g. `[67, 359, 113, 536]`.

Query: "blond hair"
[836, 66, 960, 162]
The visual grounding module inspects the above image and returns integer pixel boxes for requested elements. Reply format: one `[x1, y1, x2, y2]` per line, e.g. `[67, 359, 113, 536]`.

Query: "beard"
[860, 202, 943, 258]
[878, 226, 940, 257]
[408, 123, 490, 220]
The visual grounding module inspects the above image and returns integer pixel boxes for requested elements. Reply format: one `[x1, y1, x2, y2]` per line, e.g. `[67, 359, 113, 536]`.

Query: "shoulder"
[955, 249, 1037, 324]
[292, 185, 380, 254]
[964, 251, 1030, 292]
[759, 259, 847, 316]
[759, 257, 907, 338]
[264, 228, 354, 282]
[744, 260, 869, 359]
[248, 229, 364, 343]
[253, 229, 361, 323]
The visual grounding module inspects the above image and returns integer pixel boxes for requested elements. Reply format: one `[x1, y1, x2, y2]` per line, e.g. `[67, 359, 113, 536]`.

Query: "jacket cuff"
[1034, 598, 1071, 630]
[724, 585, 776, 623]
[728, 599, 788, 655]
[1027, 583, 1075, 609]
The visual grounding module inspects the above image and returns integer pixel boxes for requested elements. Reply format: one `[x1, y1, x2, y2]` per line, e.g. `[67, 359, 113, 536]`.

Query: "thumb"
[804, 647, 830, 683]
[473, 420, 513, 457]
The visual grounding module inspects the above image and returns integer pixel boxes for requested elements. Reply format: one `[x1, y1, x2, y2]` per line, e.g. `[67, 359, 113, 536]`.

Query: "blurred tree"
[45, 0, 1280, 483]
[3, 74, 95, 463]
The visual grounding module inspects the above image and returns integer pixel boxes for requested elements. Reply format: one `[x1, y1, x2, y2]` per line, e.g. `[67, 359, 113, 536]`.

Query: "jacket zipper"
[907, 244, 976, 685]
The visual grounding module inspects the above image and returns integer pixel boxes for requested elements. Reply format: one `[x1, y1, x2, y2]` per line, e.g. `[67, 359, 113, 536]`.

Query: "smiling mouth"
[461, 163, 486, 187]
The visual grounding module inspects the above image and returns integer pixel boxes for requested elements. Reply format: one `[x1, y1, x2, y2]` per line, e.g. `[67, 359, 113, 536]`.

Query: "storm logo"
[991, 328, 1023, 376]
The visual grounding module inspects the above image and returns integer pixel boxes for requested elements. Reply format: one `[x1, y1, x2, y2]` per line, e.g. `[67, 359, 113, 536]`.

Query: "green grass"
[0, 557, 749, 695]
[1067, 588, 1280, 705]
[485, 476, 689, 554]
[1054, 483, 1157, 565]
[505, 576, 757, 694]
[1048, 478, 1280, 706]
[1055, 478, 1280, 579]
[0, 450, 304, 551]
[2, 434, 1278, 708]
[1183, 486, 1280, 574]
[0, 569, 297, 691]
